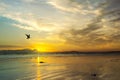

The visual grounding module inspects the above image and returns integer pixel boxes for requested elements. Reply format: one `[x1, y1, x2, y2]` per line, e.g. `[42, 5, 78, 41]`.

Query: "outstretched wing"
[25, 34, 30, 39]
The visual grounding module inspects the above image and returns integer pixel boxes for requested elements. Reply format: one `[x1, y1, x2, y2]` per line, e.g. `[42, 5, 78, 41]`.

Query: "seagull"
[25, 34, 30, 39]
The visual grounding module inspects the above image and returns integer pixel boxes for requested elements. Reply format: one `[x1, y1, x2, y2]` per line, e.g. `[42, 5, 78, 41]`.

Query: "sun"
[36, 47, 48, 52]
[33, 43, 57, 52]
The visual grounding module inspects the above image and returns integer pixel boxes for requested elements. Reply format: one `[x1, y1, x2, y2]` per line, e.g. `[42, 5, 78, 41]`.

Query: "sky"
[0, 0, 120, 52]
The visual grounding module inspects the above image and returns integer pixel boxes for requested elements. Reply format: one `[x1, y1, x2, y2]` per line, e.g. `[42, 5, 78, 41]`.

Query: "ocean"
[0, 53, 120, 80]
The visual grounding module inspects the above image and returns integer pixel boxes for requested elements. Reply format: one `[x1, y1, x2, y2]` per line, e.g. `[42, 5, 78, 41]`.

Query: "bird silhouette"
[25, 34, 30, 39]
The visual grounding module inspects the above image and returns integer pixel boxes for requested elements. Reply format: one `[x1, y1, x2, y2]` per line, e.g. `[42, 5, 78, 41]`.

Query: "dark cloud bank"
[59, 0, 120, 48]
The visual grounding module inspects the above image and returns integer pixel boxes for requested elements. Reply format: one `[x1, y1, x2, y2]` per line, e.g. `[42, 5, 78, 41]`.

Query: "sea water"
[0, 54, 120, 80]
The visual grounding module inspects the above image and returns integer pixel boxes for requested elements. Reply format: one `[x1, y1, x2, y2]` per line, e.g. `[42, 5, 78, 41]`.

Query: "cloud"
[0, 0, 62, 33]
[2, 13, 40, 31]
[0, 0, 120, 51]
[58, 0, 120, 47]
[0, 2, 8, 11]
[59, 24, 102, 45]
[48, 0, 99, 15]
[23, 0, 36, 3]
[0, 45, 22, 48]
[2, 12, 59, 33]
[59, 27, 120, 48]
[13, 24, 35, 31]
[0, 44, 31, 50]
[98, 0, 120, 21]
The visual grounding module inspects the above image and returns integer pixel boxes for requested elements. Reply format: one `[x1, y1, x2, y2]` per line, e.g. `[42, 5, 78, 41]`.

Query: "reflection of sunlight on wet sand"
[0, 54, 120, 80]
[36, 66, 41, 80]
[32, 55, 120, 80]
[36, 56, 41, 80]
[37, 56, 40, 64]
[37, 55, 46, 63]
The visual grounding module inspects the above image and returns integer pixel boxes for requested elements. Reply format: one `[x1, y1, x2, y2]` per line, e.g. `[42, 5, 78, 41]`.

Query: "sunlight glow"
[33, 43, 57, 52]
[37, 57, 40, 63]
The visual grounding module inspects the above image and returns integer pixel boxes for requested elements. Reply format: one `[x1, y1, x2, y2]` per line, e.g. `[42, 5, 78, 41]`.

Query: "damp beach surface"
[0, 54, 120, 80]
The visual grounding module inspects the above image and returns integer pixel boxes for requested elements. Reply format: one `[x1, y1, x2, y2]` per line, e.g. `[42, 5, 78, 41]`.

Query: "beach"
[0, 54, 120, 80]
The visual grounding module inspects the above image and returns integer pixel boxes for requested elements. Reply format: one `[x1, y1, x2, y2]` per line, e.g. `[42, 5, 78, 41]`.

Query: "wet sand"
[0, 54, 120, 80]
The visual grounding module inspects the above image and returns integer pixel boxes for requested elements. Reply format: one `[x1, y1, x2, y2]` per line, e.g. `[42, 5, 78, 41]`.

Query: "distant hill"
[45, 51, 120, 55]
[0, 49, 37, 55]
[0, 49, 120, 55]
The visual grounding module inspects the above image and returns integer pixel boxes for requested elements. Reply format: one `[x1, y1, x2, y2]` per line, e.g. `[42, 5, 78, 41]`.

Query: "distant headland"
[0, 49, 120, 55]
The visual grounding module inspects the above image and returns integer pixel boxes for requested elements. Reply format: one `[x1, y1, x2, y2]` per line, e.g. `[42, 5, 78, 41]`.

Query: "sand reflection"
[34, 55, 120, 80]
